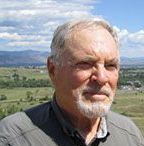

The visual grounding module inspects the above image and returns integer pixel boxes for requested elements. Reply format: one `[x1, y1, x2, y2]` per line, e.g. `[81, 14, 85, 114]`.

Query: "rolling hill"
[0, 50, 144, 67]
[0, 50, 49, 67]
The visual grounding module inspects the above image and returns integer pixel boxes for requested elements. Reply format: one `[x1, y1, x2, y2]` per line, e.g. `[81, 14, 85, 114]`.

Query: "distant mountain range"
[0, 50, 49, 67]
[0, 50, 144, 67]
[120, 57, 144, 67]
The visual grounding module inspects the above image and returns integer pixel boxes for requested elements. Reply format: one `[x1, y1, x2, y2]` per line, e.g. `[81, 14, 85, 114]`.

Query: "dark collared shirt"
[51, 98, 109, 145]
[0, 100, 144, 146]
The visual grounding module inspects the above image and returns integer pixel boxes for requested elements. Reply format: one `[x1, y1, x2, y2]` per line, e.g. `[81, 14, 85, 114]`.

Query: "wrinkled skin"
[48, 26, 119, 120]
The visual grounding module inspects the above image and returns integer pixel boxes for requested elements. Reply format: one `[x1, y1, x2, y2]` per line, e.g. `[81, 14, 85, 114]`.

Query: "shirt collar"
[51, 97, 76, 137]
[51, 96, 109, 140]
[97, 117, 108, 138]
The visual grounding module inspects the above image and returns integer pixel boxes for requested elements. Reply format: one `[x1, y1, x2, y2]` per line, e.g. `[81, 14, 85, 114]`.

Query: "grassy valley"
[0, 67, 144, 136]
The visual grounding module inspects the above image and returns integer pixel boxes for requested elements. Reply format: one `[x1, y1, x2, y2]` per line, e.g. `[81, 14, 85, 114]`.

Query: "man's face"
[50, 27, 119, 118]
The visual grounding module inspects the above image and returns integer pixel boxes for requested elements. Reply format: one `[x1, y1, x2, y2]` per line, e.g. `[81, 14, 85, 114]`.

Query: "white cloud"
[0, 0, 94, 20]
[7, 40, 50, 47]
[114, 27, 144, 57]
[0, 32, 22, 40]
[0, 0, 143, 57]
[114, 26, 129, 41]
[0, 0, 96, 52]
[0, 26, 15, 32]
[127, 30, 144, 43]
[0, 32, 47, 41]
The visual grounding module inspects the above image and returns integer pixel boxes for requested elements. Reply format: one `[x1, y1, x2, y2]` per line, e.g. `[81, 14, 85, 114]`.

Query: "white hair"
[50, 17, 119, 65]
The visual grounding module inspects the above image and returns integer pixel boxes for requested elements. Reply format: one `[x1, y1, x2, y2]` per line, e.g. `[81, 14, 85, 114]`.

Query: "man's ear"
[47, 57, 56, 80]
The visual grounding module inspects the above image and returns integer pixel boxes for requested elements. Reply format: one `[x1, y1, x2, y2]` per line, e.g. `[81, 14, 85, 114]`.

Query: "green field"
[0, 87, 53, 100]
[0, 87, 143, 136]
[0, 87, 54, 119]
[112, 90, 144, 136]
[0, 67, 49, 81]
[0, 67, 144, 136]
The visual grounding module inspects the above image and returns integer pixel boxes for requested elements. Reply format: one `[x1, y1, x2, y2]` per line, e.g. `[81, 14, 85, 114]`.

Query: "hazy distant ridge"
[120, 57, 144, 66]
[0, 50, 49, 67]
[0, 50, 144, 67]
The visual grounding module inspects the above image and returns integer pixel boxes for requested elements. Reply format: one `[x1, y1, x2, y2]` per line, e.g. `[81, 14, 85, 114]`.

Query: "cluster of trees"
[25, 90, 50, 102]
[0, 73, 52, 88]
[1, 68, 144, 89]
[0, 95, 7, 100]
[118, 68, 144, 88]
[0, 90, 51, 119]
[0, 104, 20, 119]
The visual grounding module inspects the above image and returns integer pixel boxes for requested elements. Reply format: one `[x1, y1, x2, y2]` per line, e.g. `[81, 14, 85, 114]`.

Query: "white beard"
[76, 99, 112, 118]
[73, 85, 114, 119]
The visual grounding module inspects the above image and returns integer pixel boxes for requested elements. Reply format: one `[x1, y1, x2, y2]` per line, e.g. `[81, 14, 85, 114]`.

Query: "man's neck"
[74, 116, 101, 145]
[55, 96, 101, 144]
[62, 108, 101, 145]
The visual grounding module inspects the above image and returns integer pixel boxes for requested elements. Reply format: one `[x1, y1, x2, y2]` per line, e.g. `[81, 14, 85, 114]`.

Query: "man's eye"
[75, 62, 92, 70]
[105, 64, 118, 70]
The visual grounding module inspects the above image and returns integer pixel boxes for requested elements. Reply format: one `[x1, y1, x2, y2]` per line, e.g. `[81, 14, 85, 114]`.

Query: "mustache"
[81, 86, 112, 97]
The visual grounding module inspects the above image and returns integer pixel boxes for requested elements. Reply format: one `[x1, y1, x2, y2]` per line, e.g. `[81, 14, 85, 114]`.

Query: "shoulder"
[107, 111, 144, 145]
[0, 112, 34, 132]
[107, 111, 136, 128]
[25, 101, 53, 127]
[0, 112, 37, 144]
[0, 101, 52, 133]
[0, 101, 53, 145]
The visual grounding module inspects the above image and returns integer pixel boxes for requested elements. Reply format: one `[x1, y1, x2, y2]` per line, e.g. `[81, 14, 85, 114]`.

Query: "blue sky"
[0, 0, 144, 57]
[93, 0, 144, 32]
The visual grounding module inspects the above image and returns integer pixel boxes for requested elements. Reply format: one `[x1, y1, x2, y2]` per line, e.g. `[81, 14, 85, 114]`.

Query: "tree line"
[117, 68, 144, 88]
[0, 73, 52, 88]
[0, 68, 144, 89]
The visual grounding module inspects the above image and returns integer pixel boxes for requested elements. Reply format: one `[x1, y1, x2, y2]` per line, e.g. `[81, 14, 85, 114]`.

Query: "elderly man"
[0, 18, 144, 146]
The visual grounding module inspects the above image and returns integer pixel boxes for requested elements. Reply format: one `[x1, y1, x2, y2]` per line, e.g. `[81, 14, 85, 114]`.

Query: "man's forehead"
[63, 49, 119, 65]
[70, 54, 119, 62]
[66, 44, 119, 59]
[62, 27, 119, 63]
[66, 27, 117, 51]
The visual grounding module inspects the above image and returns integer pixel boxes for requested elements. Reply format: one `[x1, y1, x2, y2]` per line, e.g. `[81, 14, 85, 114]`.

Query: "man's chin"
[77, 100, 111, 118]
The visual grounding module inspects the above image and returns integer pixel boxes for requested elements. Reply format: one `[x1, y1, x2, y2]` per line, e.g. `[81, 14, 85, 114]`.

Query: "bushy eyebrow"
[69, 54, 119, 66]
[75, 56, 119, 63]
[105, 58, 119, 64]
[75, 56, 99, 62]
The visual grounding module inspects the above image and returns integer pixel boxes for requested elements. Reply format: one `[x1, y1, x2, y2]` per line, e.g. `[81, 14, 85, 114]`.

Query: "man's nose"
[90, 65, 108, 85]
